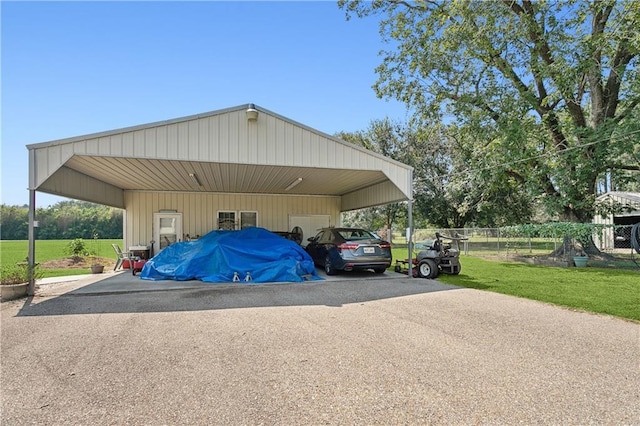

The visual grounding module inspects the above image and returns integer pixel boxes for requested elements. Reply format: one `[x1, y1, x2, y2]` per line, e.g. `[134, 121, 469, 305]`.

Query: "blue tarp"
[140, 227, 321, 283]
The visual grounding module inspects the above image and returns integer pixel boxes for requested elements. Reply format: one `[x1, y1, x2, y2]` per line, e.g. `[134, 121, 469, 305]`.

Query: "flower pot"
[1, 282, 29, 302]
[91, 265, 105, 274]
[573, 256, 588, 268]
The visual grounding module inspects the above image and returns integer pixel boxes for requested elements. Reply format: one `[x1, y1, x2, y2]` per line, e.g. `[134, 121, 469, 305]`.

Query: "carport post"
[407, 170, 413, 278]
[28, 189, 36, 296]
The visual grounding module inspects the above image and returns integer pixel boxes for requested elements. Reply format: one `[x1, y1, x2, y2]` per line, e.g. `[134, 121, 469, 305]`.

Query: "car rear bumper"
[338, 259, 392, 271]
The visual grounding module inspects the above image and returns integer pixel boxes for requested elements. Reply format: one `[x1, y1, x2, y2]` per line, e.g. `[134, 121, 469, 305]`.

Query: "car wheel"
[417, 259, 438, 279]
[324, 255, 337, 275]
[374, 267, 386, 274]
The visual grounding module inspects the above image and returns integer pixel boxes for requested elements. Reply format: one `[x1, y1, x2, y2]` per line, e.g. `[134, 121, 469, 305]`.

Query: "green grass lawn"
[1, 239, 123, 277]
[391, 250, 639, 322]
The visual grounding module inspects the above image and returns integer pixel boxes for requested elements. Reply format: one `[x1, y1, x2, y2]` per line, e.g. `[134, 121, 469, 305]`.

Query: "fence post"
[464, 228, 469, 255]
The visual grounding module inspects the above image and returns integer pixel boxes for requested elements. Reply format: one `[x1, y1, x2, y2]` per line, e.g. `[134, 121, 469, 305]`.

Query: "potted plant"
[572, 248, 588, 268]
[1, 259, 43, 301]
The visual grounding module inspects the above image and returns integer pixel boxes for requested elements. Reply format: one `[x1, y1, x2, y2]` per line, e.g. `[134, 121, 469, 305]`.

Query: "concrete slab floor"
[34, 267, 407, 297]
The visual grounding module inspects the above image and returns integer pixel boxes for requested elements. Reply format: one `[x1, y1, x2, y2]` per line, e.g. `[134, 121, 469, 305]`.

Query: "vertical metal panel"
[38, 167, 124, 207]
[34, 150, 49, 187]
[86, 137, 99, 154]
[47, 146, 61, 175]
[219, 114, 230, 161]
[60, 144, 73, 163]
[133, 130, 146, 158]
[283, 122, 294, 165]
[167, 125, 178, 159]
[144, 128, 156, 157]
[237, 111, 248, 162]
[177, 122, 189, 160]
[335, 142, 345, 169]
[109, 133, 123, 156]
[198, 118, 210, 160]
[301, 131, 312, 167]
[155, 126, 167, 158]
[246, 118, 258, 164]
[341, 181, 406, 212]
[275, 119, 285, 165]
[73, 140, 87, 155]
[229, 112, 240, 163]
[98, 137, 110, 155]
[122, 132, 134, 157]
[293, 126, 303, 166]
[265, 115, 277, 165]
[188, 120, 199, 159]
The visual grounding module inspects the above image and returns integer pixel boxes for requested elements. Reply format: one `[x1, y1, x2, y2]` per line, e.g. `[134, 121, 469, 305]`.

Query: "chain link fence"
[390, 226, 639, 270]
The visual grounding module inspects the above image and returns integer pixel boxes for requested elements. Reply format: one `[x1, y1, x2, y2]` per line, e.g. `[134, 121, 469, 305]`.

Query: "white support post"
[28, 189, 36, 296]
[407, 169, 414, 278]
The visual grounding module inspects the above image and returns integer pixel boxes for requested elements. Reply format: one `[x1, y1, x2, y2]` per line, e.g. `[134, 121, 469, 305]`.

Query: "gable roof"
[27, 104, 413, 210]
[597, 191, 640, 215]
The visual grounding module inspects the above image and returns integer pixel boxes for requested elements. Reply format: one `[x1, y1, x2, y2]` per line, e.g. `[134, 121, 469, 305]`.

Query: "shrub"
[0, 261, 43, 285]
[64, 238, 96, 258]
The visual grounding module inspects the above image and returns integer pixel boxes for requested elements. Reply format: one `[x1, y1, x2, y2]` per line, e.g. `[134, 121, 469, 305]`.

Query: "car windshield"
[337, 229, 379, 241]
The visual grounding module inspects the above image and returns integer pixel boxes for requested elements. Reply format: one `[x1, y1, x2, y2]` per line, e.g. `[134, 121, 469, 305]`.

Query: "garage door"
[289, 215, 331, 247]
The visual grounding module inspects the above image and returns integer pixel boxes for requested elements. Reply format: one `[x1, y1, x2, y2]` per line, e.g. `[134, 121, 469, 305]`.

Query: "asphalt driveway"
[2, 274, 639, 425]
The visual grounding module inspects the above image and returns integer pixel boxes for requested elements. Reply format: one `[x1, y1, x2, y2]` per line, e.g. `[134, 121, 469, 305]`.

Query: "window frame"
[239, 211, 259, 229]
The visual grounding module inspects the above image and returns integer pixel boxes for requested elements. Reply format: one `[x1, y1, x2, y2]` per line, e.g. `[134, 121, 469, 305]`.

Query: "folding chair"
[111, 244, 131, 271]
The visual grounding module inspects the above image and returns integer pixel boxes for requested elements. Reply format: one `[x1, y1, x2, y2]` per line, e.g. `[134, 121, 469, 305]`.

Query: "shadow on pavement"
[15, 272, 460, 316]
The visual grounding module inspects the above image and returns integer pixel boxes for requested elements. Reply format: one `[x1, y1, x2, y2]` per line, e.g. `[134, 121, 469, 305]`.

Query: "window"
[240, 211, 258, 229]
[218, 211, 236, 230]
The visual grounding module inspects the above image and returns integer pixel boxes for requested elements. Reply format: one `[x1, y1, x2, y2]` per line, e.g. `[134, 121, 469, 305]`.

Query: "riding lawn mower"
[394, 232, 467, 279]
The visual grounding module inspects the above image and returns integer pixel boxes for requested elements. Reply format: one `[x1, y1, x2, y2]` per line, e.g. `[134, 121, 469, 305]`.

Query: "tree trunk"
[550, 236, 610, 259]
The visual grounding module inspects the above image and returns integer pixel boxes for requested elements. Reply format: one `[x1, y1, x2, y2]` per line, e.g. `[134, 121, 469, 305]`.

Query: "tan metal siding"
[341, 181, 407, 212]
[123, 191, 340, 250]
[28, 105, 412, 210]
[39, 167, 124, 208]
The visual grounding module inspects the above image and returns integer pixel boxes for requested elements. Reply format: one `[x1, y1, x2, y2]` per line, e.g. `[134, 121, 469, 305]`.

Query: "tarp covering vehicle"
[140, 227, 321, 283]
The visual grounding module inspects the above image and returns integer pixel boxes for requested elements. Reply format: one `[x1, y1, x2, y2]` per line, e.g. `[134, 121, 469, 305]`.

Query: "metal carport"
[26, 104, 414, 293]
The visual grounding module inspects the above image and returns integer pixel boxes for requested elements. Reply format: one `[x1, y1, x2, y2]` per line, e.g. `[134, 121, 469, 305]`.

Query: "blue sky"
[1, 1, 410, 207]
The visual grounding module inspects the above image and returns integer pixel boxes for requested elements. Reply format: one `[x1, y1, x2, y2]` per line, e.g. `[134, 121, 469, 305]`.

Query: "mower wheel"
[417, 259, 438, 279]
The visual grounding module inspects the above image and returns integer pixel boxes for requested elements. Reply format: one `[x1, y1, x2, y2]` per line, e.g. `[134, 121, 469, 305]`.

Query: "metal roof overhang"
[35, 155, 409, 210]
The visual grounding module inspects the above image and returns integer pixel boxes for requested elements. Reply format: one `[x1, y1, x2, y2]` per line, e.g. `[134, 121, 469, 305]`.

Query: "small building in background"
[593, 191, 640, 250]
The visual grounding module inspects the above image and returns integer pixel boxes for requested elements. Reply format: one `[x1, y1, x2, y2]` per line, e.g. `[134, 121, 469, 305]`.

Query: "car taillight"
[338, 243, 359, 251]
[379, 242, 391, 249]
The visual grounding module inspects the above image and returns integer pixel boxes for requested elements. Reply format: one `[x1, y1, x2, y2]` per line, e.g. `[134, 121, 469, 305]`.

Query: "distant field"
[1, 239, 123, 277]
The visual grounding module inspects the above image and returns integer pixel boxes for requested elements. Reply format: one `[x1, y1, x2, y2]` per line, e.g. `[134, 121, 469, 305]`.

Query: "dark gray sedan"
[305, 227, 392, 275]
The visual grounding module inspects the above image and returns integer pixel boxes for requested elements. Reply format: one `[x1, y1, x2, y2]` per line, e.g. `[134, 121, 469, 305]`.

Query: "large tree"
[339, 117, 534, 229]
[340, 0, 640, 224]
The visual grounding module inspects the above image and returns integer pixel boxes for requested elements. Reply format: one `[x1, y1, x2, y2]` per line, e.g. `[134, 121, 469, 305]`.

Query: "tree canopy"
[338, 117, 534, 228]
[340, 0, 640, 223]
[0, 201, 123, 240]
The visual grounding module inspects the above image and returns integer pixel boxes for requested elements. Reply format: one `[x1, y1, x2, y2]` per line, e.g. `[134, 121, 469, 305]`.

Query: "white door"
[154, 213, 183, 253]
[289, 215, 331, 247]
